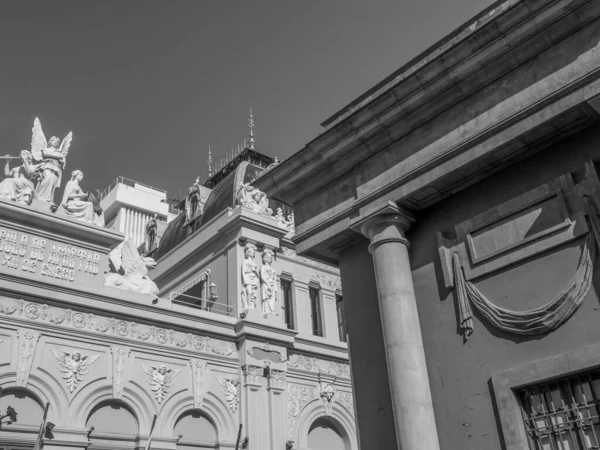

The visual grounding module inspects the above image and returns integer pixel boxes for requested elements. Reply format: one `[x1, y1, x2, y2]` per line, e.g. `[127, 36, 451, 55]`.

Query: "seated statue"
[59, 170, 105, 226]
[104, 239, 159, 296]
[0, 151, 39, 205]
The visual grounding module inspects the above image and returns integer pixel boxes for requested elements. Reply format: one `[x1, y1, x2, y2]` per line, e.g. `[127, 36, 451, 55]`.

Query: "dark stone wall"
[406, 124, 600, 450]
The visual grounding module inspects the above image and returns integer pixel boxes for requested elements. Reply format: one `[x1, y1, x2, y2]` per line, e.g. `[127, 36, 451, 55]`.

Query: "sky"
[0, 0, 493, 199]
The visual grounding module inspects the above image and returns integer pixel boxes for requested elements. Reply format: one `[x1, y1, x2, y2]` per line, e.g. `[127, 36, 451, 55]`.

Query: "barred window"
[518, 370, 600, 450]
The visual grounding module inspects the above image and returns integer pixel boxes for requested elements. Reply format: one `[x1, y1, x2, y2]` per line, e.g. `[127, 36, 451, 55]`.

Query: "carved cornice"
[0, 297, 237, 358]
[279, 247, 340, 276]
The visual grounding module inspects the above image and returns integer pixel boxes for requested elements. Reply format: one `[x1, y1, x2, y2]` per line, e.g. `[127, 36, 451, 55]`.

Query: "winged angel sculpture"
[142, 364, 182, 403]
[104, 239, 159, 296]
[31, 118, 73, 204]
[52, 349, 99, 393]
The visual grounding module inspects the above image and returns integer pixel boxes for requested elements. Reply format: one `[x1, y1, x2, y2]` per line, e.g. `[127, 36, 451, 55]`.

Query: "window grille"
[518, 370, 600, 450]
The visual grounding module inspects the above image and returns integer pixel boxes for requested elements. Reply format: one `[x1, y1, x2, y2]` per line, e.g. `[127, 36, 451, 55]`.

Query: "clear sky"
[0, 0, 493, 199]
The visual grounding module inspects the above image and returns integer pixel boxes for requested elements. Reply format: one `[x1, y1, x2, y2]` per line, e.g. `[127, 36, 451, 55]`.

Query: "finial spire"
[207, 145, 213, 178]
[248, 108, 255, 150]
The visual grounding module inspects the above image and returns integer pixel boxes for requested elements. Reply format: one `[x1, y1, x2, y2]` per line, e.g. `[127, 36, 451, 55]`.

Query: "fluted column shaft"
[361, 212, 440, 450]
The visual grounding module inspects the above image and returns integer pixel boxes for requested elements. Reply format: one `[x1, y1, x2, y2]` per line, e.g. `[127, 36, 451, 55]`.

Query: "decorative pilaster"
[111, 345, 130, 399]
[191, 359, 209, 409]
[359, 205, 441, 450]
[16, 329, 40, 387]
[242, 364, 264, 389]
[266, 368, 287, 449]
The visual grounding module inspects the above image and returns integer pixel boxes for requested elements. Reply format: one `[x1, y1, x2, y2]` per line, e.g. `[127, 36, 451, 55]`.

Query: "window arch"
[307, 417, 350, 450]
[86, 400, 138, 449]
[174, 410, 217, 449]
[0, 388, 43, 431]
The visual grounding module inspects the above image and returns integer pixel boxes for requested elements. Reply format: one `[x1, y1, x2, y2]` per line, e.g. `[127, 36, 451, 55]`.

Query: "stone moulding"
[111, 345, 131, 399]
[0, 297, 237, 358]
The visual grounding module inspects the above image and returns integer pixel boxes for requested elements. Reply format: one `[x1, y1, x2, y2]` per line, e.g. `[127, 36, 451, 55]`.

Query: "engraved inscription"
[0, 227, 100, 282]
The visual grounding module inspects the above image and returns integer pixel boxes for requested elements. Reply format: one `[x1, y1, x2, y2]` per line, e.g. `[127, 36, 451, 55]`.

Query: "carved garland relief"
[0, 297, 237, 357]
[191, 359, 209, 409]
[111, 345, 131, 399]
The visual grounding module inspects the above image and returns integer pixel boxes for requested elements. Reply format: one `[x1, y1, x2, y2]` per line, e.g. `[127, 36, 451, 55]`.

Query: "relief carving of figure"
[241, 243, 259, 310]
[30, 118, 72, 204]
[0, 151, 40, 205]
[141, 363, 182, 403]
[237, 183, 272, 215]
[104, 239, 159, 296]
[59, 170, 105, 226]
[260, 249, 277, 314]
[52, 349, 99, 393]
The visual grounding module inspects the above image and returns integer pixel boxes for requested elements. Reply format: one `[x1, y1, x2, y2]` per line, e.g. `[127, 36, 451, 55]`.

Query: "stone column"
[360, 208, 440, 450]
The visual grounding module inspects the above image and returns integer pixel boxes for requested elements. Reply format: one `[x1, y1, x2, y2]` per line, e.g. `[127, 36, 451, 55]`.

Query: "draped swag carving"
[442, 162, 600, 340]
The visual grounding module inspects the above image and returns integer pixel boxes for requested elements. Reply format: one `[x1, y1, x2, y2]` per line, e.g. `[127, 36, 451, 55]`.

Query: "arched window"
[86, 401, 138, 449]
[307, 417, 349, 450]
[174, 410, 217, 449]
[0, 388, 43, 441]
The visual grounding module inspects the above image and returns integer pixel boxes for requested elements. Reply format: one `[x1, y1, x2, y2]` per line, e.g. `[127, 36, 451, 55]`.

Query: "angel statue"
[52, 349, 99, 393]
[0, 151, 40, 205]
[59, 170, 105, 226]
[236, 182, 272, 216]
[141, 363, 182, 403]
[30, 117, 73, 204]
[217, 377, 240, 413]
[104, 239, 159, 296]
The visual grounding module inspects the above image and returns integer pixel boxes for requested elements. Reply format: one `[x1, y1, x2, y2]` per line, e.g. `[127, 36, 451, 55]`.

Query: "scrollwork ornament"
[190, 360, 209, 409]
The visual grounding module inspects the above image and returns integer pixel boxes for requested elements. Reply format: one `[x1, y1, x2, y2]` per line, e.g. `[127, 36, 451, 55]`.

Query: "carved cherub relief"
[142, 363, 182, 403]
[52, 349, 99, 393]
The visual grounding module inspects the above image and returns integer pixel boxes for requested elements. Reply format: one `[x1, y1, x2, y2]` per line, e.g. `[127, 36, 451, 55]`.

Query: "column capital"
[353, 202, 415, 253]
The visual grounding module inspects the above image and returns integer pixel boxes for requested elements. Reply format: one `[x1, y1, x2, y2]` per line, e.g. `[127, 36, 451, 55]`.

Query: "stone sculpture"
[141, 363, 182, 403]
[241, 243, 259, 310]
[319, 377, 337, 416]
[0, 151, 40, 205]
[60, 170, 105, 226]
[104, 239, 159, 296]
[260, 249, 277, 314]
[237, 182, 272, 215]
[30, 118, 72, 204]
[274, 208, 295, 235]
[145, 214, 158, 253]
[52, 349, 99, 393]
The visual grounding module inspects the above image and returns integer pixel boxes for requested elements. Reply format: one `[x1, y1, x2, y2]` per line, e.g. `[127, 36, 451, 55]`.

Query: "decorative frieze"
[338, 391, 354, 413]
[190, 359, 209, 409]
[287, 354, 350, 378]
[111, 345, 130, 399]
[16, 329, 40, 387]
[280, 247, 340, 277]
[52, 349, 99, 393]
[0, 297, 237, 357]
[217, 376, 240, 413]
[142, 363, 182, 404]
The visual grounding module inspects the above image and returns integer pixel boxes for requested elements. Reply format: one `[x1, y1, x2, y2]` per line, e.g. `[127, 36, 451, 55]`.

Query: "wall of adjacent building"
[414, 125, 600, 449]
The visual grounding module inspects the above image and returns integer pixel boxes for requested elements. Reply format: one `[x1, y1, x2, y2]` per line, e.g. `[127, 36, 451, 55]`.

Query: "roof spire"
[248, 108, 255, 150]
[207, 145, 213, 178]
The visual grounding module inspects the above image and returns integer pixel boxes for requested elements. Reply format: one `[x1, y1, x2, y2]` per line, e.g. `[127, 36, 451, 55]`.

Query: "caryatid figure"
[260, 249, 277, 314]
[241, 243, 259, 310]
